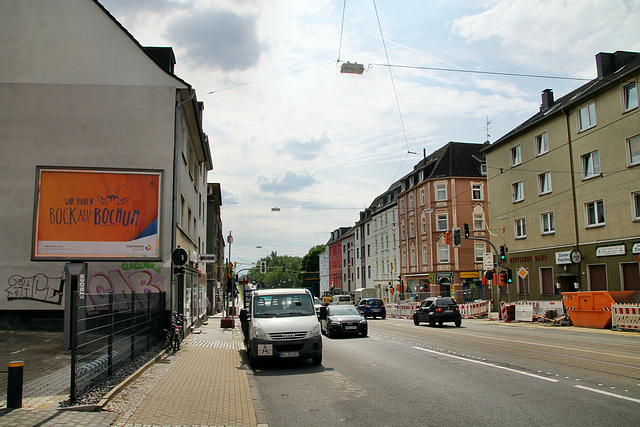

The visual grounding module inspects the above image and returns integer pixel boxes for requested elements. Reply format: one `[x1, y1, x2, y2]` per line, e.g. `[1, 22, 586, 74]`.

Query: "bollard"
[7, 361, 24, 408]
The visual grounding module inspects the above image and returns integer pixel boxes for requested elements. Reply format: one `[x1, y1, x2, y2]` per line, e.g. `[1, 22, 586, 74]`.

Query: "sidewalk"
[0, 314, 268, 427]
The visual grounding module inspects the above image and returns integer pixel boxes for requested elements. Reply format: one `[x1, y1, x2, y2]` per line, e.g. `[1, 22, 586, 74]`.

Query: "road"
[251, 317, 640, 427]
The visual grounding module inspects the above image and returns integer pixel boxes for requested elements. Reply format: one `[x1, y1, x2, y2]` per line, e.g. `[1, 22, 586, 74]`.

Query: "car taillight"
[435, 307, 442, 313]
[454, 306, 459, 311]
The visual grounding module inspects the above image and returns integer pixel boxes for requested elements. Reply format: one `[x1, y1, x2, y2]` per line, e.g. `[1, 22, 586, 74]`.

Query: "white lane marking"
[574, 385, 640, 404]
[414, 346, 558, 383]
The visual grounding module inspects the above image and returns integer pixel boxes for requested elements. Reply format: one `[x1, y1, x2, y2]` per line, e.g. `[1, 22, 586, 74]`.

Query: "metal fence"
[70, 291, 166, 401]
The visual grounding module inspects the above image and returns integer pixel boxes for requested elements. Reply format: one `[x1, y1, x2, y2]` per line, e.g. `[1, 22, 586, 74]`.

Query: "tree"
[299, 245, 325, 296]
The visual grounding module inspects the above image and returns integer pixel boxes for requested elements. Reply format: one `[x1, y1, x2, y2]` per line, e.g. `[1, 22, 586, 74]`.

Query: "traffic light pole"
[462, 232, 504, 315]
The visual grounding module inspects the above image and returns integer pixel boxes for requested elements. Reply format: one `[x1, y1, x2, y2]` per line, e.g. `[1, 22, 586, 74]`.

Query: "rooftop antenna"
[484, 115, 491, 143]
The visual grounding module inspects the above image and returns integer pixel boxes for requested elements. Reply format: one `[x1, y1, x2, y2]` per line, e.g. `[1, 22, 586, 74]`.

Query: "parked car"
[313, 297, 323, 317]
[320, 304, 367, 338]
[413, 297, 462, 327]
[356, 298, 386, 319]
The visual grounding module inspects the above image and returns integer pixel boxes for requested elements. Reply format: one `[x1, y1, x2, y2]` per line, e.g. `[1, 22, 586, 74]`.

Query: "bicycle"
[162, 311, 186, 351]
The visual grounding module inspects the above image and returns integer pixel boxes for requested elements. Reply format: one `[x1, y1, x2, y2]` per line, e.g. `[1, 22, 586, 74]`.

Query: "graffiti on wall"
[6, 273, 64, 304]
[86, 263, 167, 314]
[4, 263, 167, 311]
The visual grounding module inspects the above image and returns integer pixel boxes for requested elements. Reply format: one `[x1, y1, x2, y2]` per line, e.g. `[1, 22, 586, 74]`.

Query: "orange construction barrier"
[562, 291, 640, 329]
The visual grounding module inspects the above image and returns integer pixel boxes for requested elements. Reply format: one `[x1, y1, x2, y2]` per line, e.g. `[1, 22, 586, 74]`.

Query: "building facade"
[483, 51, 640, 299]
[0, 0, 212, 329]
[397, 143, 489, 302]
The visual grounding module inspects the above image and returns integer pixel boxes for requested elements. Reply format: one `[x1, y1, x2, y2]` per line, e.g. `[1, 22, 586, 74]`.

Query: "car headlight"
[330, 321, 341, 326]
[253, 325, 267, 340]
[310, 322, 321, 337]
[359, 319, 367, 324]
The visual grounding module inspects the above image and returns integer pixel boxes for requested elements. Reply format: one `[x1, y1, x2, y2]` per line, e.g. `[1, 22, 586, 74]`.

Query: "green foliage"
[248, 251, 302, 289]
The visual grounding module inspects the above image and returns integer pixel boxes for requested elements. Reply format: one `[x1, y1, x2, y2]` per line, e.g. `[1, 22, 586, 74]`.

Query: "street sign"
[517, 267, 528, 279]
[199, 254, 217, 263]
[483, 253, 494, 270]
[171, 247, 188, 266]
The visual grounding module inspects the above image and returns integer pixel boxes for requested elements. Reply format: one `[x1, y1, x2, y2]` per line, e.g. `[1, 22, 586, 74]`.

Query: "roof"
[483, 51, 640, 152]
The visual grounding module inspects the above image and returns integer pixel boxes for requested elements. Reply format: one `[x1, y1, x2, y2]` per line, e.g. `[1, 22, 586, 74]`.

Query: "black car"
[356, 298, 386, 319]
[320, 305, 368, 337]
[413, 297, 462, 327]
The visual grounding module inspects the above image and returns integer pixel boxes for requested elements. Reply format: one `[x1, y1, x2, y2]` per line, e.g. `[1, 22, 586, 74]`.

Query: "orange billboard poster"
[32, 167, 163, 260]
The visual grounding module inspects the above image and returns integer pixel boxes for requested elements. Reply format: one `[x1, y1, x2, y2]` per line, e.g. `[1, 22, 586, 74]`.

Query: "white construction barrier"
[459, 300, 490, 318]
[612, 304, 640, 331]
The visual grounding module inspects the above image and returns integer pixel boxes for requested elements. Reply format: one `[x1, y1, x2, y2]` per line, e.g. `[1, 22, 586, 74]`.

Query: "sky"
[98, 0, 640, 267]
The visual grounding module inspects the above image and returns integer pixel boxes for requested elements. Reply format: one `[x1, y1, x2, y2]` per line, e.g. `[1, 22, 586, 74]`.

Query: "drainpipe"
[563, 108, 582, 288]
[171, 89, 195, 311]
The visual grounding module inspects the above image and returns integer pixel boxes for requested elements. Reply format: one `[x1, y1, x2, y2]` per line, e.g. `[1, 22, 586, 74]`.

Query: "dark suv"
[413, 297, 461, 327]
[356, 298, 386, 319]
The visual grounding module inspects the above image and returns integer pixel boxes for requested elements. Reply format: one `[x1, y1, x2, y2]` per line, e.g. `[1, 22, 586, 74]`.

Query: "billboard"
[32, 167, 163, 261]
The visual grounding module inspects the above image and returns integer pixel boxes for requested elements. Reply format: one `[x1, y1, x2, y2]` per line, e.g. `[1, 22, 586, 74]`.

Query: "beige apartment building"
[397, 142, 489, 302]
[483, 51, 640, 299]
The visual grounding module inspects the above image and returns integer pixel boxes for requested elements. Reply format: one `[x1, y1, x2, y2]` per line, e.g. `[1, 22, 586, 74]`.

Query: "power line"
[368, 63, 591, 81]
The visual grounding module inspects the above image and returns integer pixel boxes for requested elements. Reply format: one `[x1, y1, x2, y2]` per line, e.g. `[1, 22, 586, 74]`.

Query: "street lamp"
[340, 61, 364, 74]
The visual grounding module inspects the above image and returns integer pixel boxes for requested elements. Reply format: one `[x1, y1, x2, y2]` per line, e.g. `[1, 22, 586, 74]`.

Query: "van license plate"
[257, 344, 273, 356]
[280, 352, 299, 358]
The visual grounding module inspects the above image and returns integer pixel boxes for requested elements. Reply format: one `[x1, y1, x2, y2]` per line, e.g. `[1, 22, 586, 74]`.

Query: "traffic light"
[452, 227, 461, 247]
[463, 223, 470, 239]
[260, 261, 266, 274]
[506, 268, 513, 284]
[499, 245, 506, 262]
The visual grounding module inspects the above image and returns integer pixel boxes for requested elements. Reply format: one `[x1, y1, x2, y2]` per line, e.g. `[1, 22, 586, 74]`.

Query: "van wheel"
[312, 355, 322, 365]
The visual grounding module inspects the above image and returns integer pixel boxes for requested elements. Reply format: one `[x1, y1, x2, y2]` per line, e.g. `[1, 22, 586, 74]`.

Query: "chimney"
[540, 89, 554, 111]
[596, 51, 639, 79]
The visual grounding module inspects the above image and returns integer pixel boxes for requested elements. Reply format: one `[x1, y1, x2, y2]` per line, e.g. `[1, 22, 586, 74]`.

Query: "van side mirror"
[239, 309, 249, 321]
[319, 306, 327, 320]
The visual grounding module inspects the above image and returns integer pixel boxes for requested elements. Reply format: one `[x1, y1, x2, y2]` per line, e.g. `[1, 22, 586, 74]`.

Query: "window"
[438, 245, 450, 264]
[409, 194, 414, 210]
[628, 135, 640, 166]
[633, 191, 640, 221]
[437, 214, 448, 231]
[541, 211, 555, 234]
[436, 184, 447, 201]
[578, 102, 596, 131]
[420, 188, 425, 205]
[586, 200, 605, 227]
[400, 199, 405, 214]
[367, 224, 370, 236]
[512, 181, 524, 203]
[623, 82, 639, 112]
[515, 218, 526, 239]
[581, 150, 600, 179]
[411, 248, 416, 267]
[535, 132, 549, 156]
[422, 246, 427, 265]
[401, 222, 406, 240]
[410, 220, 415, 237]
[367, 244, 371, 257]
[510, 145, 521, 166]
[538, 171, 552, 195]
[481, 163, 487, 175]
[473, 213, 484, 230]
[475, 244, 484, 263]
[421, 216, 426, 234]
[472, 183, 483, 200]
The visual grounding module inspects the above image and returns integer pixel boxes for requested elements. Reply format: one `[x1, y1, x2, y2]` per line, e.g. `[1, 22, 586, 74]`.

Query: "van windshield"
[253, 294, 315, 318]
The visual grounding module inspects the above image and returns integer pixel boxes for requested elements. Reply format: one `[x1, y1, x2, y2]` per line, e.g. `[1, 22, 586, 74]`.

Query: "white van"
[240, 288, 322, 367]
[331, 294, 352, 305]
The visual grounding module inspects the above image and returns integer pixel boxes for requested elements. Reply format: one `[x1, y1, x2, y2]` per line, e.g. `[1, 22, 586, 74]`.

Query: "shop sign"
[460, 271, 479, 279]
[555, 251, 572, 265]
[596, 244, 625, 257]
[632, 243, 640, 254]
[483, 253, 494, 270]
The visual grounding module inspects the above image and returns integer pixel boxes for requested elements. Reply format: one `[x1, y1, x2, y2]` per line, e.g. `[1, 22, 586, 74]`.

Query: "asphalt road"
[250, 318, 640, 427]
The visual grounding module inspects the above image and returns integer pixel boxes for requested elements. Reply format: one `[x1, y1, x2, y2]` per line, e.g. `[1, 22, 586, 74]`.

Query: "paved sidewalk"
[0, 315, 267, 426]
[105, 315, 267, 427]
